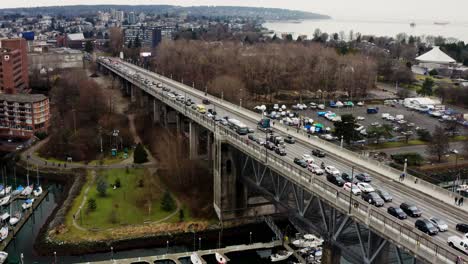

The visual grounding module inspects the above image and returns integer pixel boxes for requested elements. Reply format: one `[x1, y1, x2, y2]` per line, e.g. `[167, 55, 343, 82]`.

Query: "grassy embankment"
[53, 168, 205, 242]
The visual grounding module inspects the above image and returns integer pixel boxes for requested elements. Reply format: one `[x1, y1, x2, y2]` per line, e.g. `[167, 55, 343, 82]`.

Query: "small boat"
[0, 196, 10, 207]
[21, 199, 34, 210]
[0, 251, 7, 263]
[11, 185, 24, 196]
[33, 186, 43, 197]
[215, 252, 227, 264]
[0, 226, 8, 241]
[0, 213, 9, 222]
[21, 185, 33, 196]
[190, 252, 203, 264]
[270, 251, 293, 262]
[0, 187, 11, 197]
[9, 212, 21, 226]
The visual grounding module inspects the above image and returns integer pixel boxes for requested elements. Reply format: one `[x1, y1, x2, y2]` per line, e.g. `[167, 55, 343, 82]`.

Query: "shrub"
[161, 191, 175, 212]
[87, 198, 97, 212]
[97, 178, 108, 197]
[429, 69, 438, 76]
[115, 178, 121, 188]
[138, 179, 144, 188]
[134, 143, 148, 164]
[417, 129, 432, 142]
[391, 153, 425, 166]
[34, 131, 48, 140]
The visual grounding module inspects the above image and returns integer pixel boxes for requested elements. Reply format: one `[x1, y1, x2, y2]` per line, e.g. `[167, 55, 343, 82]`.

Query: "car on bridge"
[376, 189, 393, 202]
[284, 135, 296, 144]
[415, 219, 438, 236]
[275, 147, 287, 156]
[355, 173, 372, 182]
[429, 217, 448, 232]
[265, 142, 277, 151]
[308, 164, 324, 175]
[456, 223, 468, 233]
[343, 182, 361, 195]
[294, 158, 308, 168]
[326, 174, 345, 187]
[400, 203, 422, 217]
[341, 172, 353, 182]
[361, 192, 384, 207]
[325, 166, 340, 176]
[202, 99, 210, 105]
[302, 154, 314, 164]
[447, 233, 468, 255]
[356, 182, 375, 193]
[312, 149, 326, 158]
[387, 207, 407, 219]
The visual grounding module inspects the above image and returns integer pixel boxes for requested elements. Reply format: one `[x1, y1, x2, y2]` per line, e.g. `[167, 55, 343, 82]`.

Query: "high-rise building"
[0, 93, 50, 139]
[116, 11, 125, 22]
[128, 12, 137, 25]
[0, 38, 29, 94]
[123, 26, 166, 48]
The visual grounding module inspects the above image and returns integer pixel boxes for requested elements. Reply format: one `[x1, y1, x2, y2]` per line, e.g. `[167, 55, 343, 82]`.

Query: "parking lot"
[263, 102, 467, 144]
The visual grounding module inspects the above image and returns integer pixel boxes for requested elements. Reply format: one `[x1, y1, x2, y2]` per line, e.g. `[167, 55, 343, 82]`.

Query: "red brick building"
[0, 94, 50, 139]
[0, 38, 30, 94]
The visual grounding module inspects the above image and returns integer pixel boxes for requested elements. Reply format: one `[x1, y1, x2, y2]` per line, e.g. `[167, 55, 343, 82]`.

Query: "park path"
[72, 170, 97, 231]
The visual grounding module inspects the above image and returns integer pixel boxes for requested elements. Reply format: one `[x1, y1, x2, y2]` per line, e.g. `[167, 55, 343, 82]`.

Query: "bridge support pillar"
[176, 113, 182, 134]
[130, 84, 135, 103]
[153, 99, 161, 123]
[189, 121, 200, 160]
[321, 241, 341, 264]
[161, 105, 168, 127]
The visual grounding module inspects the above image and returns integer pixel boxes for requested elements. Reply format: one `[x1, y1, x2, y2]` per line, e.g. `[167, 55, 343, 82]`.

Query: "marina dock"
[0, 189, 49, 251]
[81, 240, 284, 264]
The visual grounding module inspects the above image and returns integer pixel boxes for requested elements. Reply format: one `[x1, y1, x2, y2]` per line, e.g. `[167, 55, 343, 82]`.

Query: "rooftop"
[0, 93, 47, 103]
[416, 46, 456, 64]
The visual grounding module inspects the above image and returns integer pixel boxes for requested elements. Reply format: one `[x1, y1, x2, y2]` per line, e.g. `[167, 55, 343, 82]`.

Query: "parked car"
[326, 174, 345, 187]
[275, 147, 287, 156]
[343, 182, 361, 195]
[248, 134, 257, 142]
[456, 223, 468, 233]
[387, 207, 407, 220]
[400, 203, 422, 217]
[361, 192, 384, 207]
[429, 217, 448, 232]
[202, 99, 210, 105]
[356, 182, 375, 193]
[254, 137, 266, 145]
[294, 158, 308, 168]
[355, 173, 372, 182]
[376, 189, 393, 202]
[415, 219, 438, 236]
[312, 149, 326, 157]
[325, 166, 340, 176]
[284, 136, 296, 144]
[308, 164, 324, 175]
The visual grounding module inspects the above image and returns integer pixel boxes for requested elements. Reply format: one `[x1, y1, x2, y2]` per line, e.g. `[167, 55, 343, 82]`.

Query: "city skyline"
[1, 0, 467, 22]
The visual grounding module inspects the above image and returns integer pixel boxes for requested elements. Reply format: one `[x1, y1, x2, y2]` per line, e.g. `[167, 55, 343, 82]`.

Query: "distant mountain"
[0, 5, 330, 21]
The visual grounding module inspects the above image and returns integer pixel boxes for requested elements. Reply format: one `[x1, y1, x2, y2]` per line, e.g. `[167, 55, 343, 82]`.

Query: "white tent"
[416, 46, 455, 64]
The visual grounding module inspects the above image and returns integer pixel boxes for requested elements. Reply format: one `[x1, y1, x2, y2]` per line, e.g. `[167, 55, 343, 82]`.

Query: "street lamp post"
[198, 237, 201, 250]
[110, 246, 114, 260]
[166, 240, 169, 254]
[249, 231, 252, 244]
[340, 135, 344, 148]
[348, 166, 355, 214]
[54, 251, 57, 263]
[403, 158, 408, 177]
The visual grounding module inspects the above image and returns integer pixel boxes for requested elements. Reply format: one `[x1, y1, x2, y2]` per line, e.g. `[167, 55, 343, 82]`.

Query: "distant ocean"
[263, 18, 468, 42]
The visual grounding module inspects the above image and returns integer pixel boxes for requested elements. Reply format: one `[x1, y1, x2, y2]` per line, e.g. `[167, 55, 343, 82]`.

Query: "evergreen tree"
[97, 177, 108, 197]
[115, 178, 121, 188]
[179, 209, 185, 222]
[334, 114, 359, 143]
[87, 198, 97, 211]
[427, 126, 449, 162]
[419, 78, 434, 96]
[84, 40, 94, 53]
[134, 143, 148, 164]
[161, 191, 175, 212]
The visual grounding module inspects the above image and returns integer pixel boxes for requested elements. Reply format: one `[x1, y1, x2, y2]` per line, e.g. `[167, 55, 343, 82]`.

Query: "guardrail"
[99, 59, 464, 264]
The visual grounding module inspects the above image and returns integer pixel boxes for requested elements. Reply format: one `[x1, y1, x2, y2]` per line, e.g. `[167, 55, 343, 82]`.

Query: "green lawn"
[88, 150, 134, 166]
[367, 140, 426, 149]
[78, 168, 175, 230]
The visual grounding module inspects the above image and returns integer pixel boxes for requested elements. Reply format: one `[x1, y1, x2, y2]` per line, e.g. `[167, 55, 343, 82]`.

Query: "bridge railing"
[99, 59, 464, 264]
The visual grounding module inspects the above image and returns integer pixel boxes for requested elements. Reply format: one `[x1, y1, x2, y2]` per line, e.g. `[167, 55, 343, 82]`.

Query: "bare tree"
[426, 126, 450, 162]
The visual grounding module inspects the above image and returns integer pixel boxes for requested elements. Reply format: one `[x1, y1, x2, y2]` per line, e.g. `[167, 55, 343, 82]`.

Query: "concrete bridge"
[98, 57, 468, 264]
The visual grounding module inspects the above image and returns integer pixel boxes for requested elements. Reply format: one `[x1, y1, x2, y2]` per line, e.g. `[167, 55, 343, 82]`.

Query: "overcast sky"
[2, 0, 467, 22]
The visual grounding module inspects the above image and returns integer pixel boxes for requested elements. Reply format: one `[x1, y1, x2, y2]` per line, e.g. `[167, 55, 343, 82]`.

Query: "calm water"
[264, 18, 468, 42]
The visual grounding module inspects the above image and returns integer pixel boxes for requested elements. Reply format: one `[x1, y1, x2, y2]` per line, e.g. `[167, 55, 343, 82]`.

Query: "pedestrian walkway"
[80, 241, 283, 264]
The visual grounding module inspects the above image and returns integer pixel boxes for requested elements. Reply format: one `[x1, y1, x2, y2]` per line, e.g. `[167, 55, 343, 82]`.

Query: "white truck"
[448, 233, 468, 255]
